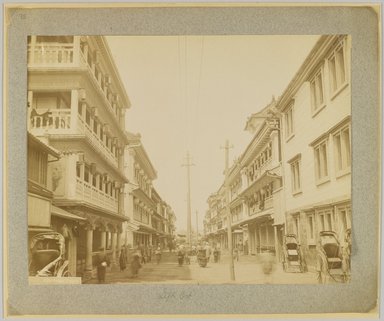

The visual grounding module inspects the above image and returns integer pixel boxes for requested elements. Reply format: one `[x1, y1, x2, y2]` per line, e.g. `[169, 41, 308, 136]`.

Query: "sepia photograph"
[27, 34, 351, 285]
[4, 4, 380, 317]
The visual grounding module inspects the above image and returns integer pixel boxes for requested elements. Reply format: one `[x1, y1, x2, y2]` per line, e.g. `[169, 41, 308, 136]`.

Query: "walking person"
[139, 243, 146, 264]
[119, 246, 127, 272]
[155, 245, 161, 264]
[131, 253, 142, 278]
[96, 249, 109, 284]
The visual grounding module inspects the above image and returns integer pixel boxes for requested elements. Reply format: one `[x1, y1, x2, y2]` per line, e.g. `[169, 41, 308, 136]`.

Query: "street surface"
[85, 251, 318, 284]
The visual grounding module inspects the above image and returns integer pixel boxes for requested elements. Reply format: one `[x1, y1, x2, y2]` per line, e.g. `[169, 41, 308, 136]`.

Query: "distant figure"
[96, 249, 110, 284]
[131, 254, 142, 278]
[155, 246, 161, 264]
[261, 251, 275, 284]
[119, 246, 127, 272]
[139, 243, 146, 264]
[234, 247, 239, 262]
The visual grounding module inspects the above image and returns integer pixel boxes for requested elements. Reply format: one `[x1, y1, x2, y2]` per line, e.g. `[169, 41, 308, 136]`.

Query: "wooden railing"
[28, 43, 75, 65]
[30, 109, 71, 131]
[76, 179, 118, 213]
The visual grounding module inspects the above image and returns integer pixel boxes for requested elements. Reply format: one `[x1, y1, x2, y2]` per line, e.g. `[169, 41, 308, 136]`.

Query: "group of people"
[95, 244, 163, 283]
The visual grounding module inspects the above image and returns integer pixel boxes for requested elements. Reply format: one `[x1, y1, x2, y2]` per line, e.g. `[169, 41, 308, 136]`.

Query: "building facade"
[27, 36, 131, 278]
[124, 134, 176, 250]
[203, 35, 351, 268]
[277, 35, 351, 268]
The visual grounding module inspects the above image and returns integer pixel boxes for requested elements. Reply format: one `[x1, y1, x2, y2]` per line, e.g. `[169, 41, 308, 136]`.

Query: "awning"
[51, 206, 87, 221]
[28, 227, 54, 233]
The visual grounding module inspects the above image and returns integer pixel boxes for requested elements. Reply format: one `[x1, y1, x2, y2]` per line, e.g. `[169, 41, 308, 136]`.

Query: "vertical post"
[100, 230, 106, 253]
[70, 89, 79, 132]
[85, 226, 94, 273]
[111, 231, 117, 265]
[196, 211, 199, 244]
[73, 36, 80, 65]
[223, 139, 235, 281]
[274, 225, 279, 261]
[182, 152, 194, 246]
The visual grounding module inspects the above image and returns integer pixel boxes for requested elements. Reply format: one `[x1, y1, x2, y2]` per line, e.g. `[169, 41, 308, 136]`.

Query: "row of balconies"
[28, 37, 124, 131]
[29, 103, 122, 170]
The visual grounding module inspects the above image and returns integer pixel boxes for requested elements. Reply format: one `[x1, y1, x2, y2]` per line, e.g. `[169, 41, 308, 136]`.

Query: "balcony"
[75, 178, 118, 213]
[29, 107, 118, 168]
[77, 116, 118, 167]
[248, 197, 273, 216]
[28, 43, 76, 66]
[28, 37, 122, 125]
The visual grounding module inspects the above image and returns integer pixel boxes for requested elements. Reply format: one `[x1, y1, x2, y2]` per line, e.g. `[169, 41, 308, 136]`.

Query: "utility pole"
[222, 139, 235, 281]
[196, 210, 199, 244]
[182, 152, 194, 246]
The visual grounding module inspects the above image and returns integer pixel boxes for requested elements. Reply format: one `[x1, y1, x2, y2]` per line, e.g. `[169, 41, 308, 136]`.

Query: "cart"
[29, 232, 70, 277]
[282, 234, 304, 273]
[316, 231, 345, 283]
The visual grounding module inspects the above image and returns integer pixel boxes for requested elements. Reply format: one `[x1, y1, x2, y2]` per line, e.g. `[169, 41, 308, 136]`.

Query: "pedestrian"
[147, 244, 152, 263]
[155, 245, 161, 264]
[261, 250, 275, 284]
[131, 253, 142, 278]
[96, 248, 110, 284]
[234, 246, 239, 262]
[140, 243, 146, 264]
[119, 246, 127, 272]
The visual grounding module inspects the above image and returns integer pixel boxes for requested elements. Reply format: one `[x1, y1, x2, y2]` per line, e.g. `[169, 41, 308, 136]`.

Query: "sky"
[106, 35, 320, 233]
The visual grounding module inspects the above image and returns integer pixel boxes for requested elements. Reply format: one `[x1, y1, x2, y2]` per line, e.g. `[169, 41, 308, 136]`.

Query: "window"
[329, 42, 347, 94]
[333, 125, 351, 174]
[310, 69, 324, 113]
[92, 173, 97, 187]
[93, 119, 98, 134]
[285, 104, 294, 138]
[289, 156, 301, 194]
[318, 209, 333, 231]
[307, 214, 315, 240]
[314, 140, 329, 183]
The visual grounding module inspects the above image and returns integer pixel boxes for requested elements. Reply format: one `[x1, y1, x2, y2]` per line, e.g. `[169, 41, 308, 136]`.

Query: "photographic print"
[5, 4, 380, 317]
[26, 34, 351, 285]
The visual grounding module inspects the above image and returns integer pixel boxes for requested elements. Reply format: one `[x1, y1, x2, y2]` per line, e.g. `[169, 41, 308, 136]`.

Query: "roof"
[51, 206, 87, 221]
[28, 132, 60, 158]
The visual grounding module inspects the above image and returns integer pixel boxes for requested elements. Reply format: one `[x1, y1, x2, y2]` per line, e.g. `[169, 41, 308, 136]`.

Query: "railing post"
[29, 36, 36, 64]
[73, 36, 81, 65]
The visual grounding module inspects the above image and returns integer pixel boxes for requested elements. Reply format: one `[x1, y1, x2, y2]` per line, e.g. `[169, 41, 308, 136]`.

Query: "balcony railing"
[28, 40, 122, 127]
[77, 116, 118, 167]
[29, 109, 71, 133]
[249, 197, 273, 216]
[76, 178, 118, 213]
[28, 108, 118, 168]
[28, 43, 75, 66]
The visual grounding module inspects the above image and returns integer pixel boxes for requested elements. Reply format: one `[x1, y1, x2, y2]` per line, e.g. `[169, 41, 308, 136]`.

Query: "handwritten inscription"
[158, 290, 193, 300]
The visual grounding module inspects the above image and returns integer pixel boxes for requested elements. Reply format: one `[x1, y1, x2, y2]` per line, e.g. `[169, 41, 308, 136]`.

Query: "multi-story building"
[204, 99, 284, 257]
[27, 36, 131, 278]
[124, 133, 176, 249]
[203, 35, 351, 269]
[277, 35, 351, 268]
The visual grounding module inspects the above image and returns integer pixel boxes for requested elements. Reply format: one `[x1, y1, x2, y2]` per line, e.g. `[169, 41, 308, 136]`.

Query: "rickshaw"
[282, 234, 304, 272]
[197, 248, 208, 267]
[29, 232, 70, 277]
[316, 231, 345, 283]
